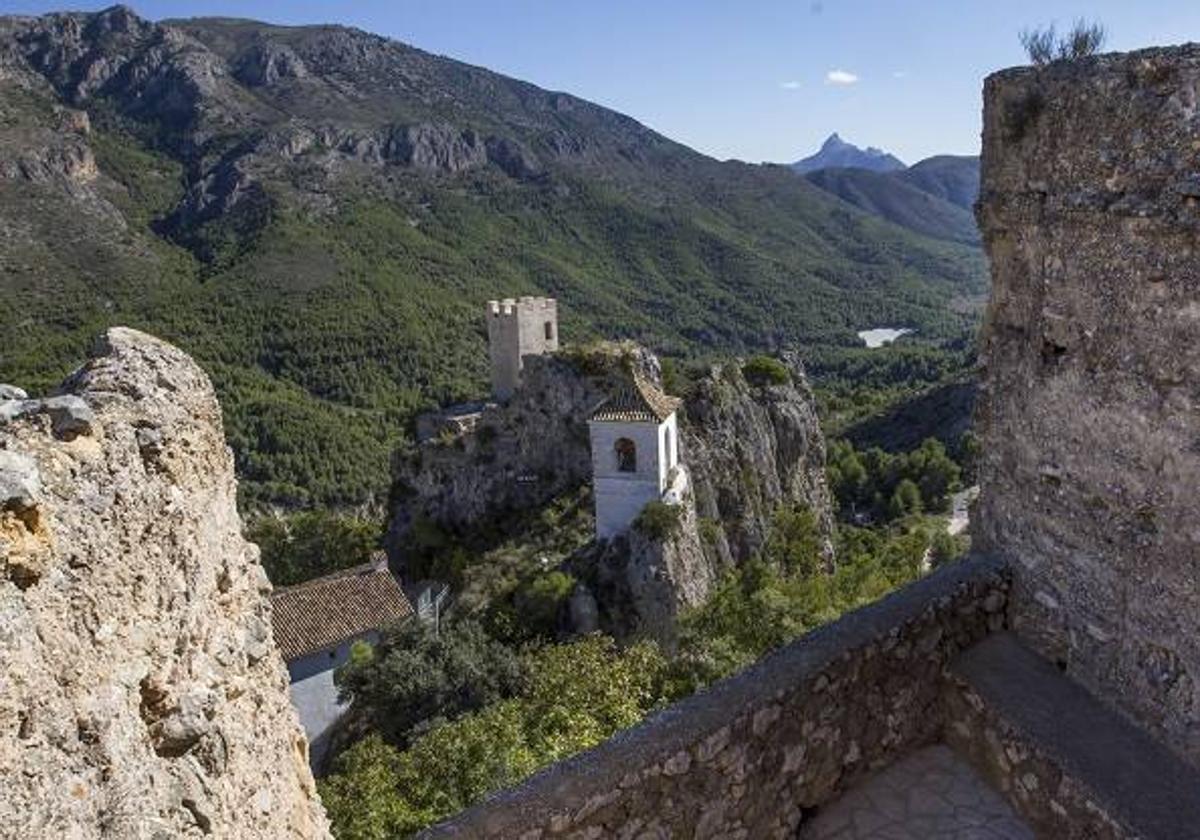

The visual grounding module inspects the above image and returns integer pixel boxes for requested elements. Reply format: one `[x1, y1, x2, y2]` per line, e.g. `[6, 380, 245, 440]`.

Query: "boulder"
[0, 401, 32, 425]
[0, 450, 41, 511]
[37, 394, 95, 439]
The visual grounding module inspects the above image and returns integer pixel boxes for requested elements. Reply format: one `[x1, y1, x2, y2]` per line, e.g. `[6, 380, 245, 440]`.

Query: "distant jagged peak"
[792, 132, 906, 174]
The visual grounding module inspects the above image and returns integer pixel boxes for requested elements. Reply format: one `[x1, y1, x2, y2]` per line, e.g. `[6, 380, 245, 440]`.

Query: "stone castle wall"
[974, 45, 1200, 766]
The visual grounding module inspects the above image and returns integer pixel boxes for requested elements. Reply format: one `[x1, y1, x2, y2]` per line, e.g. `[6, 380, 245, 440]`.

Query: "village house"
[270, 554, 414, 769]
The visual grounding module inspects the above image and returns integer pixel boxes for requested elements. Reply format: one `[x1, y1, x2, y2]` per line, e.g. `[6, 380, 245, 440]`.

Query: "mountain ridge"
[801, 154, 980, 244]
[790, 132, 906, 174]
[0, 6, 985, 508]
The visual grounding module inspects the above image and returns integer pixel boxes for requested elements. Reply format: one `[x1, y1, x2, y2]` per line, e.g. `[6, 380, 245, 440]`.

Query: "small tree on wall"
[1020, 19, 1107, 65]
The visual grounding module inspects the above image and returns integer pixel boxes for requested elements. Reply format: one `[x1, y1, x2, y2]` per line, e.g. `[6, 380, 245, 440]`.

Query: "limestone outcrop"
[0, 328, 329, 838]
[387, 346, 643, 550]
[387, 344, 832, 640]
[683, 351, 834, 567]
[583, 466, 712, 644]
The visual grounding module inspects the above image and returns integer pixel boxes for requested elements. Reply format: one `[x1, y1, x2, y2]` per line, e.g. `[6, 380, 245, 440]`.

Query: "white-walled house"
[270, 556, 414, 770]
[588, 375, 684, 539]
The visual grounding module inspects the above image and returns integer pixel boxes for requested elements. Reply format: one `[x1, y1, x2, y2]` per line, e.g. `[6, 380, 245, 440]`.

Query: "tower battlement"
[486, 296, 558, 400]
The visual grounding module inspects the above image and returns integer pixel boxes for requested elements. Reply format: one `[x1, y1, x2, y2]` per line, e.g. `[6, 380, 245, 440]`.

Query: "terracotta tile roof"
[590, 374, 682, 423]
[270, 554, 414, 661]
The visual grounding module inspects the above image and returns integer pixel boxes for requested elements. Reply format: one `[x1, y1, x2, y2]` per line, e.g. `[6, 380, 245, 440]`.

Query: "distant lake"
[858, 327, 913, 348]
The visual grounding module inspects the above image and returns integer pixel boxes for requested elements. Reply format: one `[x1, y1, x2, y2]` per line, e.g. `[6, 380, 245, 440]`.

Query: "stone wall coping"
[984, 43, 1200, 86]
[422, 552, 1008, 837]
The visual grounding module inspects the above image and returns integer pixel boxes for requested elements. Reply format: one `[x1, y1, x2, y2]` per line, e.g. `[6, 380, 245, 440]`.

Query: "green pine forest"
[4, 94, 982, 512]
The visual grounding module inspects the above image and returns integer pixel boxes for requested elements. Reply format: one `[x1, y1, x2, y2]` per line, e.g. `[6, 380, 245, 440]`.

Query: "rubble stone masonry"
[973, 45, 1200, 765]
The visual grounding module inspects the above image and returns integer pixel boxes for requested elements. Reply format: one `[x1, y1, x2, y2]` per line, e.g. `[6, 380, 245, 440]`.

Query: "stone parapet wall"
[974, 45, 1200, 765]
[421, 554, 1009, 838]
[944, 684, 1128, 840]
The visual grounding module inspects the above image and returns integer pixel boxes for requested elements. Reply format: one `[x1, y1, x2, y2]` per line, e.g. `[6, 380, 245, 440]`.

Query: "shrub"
[1020, 19, 1106, 65]
[827, 437, 961, 524]
[741, 354, 791, 387]
[762, 505, 824, 577]
[635, 500, 683, 540]
[335, 618, 525, 746]
[246, 510, 380, 586]
[697, 517, 723, 545]
[888, 478, 924, 519]
[512, 570, 576, 638]
[930, 529, 969, 569]
[322, 636, 670, 838]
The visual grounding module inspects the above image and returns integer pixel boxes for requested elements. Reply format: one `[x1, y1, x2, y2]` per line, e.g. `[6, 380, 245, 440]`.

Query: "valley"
[0, 6, 983, 511]
[0, 7, 985, 839]
[7, 7, 1198, 840]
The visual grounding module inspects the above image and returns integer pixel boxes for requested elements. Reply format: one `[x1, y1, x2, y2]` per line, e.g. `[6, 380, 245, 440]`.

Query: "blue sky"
[8, 1, 1200, 163]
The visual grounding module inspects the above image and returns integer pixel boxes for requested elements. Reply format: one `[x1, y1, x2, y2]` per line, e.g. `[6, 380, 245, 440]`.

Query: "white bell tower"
[588, 375, 682, 539]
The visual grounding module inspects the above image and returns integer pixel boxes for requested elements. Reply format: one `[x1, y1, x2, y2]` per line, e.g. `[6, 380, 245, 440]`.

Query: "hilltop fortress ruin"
[419, 45, 1200, 838]
[487, 296, 560, 401]
[394, 294, 829, 642]
[484, 295, 688, 542]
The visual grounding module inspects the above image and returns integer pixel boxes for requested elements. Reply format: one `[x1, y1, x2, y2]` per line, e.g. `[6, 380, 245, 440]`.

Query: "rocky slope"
[581, 471, 712, 645]
[387, 345, 655, 549]
[0, 6, 984, 507]
[897, 155, 980, 210]
[0, 328, 329, 838]
[682, 352, 834, 564]
[805, 166, 979, 245]
[845, 380, 976, 454]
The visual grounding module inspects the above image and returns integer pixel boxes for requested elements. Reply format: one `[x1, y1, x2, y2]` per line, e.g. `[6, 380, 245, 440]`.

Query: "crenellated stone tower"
[486, 296, 558, 401]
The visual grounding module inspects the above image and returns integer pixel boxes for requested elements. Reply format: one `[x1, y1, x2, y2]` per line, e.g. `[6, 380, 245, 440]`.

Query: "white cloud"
[892, 70, 908, 79]
[780, 80, 801, 90]
[826, 69, 859, 86]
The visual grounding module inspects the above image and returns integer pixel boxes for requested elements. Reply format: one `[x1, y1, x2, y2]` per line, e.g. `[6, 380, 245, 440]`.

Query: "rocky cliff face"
[581, 469, 712, 644]
[0, 5, 675, 244]
[0, 328, 329, 838]
[683, 351, 834, 566]
[388, 345, 832, 639]
[387, 346, 656, 550]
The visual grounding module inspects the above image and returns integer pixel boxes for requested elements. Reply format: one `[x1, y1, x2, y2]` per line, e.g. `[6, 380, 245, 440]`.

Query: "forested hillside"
[0, 6, 985, 508]
[803, 155, 981, 245]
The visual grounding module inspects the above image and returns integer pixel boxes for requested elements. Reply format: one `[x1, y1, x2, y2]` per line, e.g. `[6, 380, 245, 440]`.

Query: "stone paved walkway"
[799, 745, 1033, 840]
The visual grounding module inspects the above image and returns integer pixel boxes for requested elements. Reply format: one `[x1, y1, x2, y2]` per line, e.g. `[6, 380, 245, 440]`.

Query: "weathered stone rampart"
[422, 554, 1009, 838]
[974, 45, 1200, 766]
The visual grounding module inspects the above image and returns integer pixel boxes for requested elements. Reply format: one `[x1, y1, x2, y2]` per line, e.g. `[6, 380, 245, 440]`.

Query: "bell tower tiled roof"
[590, 373, 681, 423]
